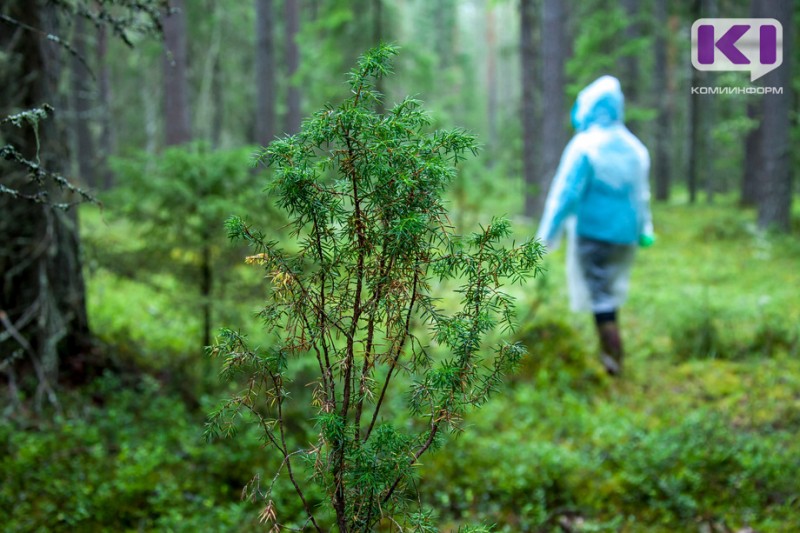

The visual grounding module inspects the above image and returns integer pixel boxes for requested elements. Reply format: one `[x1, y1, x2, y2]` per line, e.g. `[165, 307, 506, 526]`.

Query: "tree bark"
[434, 0, 456, 70]
[486, 4, 498, 167]
[687, 0, 701, 204]
[211, 53, 223, 148]
[284, 0, 301, 135]
[162, 0, 192, 146]
[71, 15, 95, 188]
[741, 0, 763, 208]
[96, 23, 115, 189]
[208, 0, 223, 148]
[519, 0, 538, 217]
[373, 0, 386, 114]
[653, 0, 671, 201]
[757, 0, 793, 232]
[1, 1, 92, 407]
[255, 0, 276, 145]
[702, 0, 717, 204]
[538, 0, 566, 217]
[620, 0, 640, 135]
[201, 240, 212, 350]
[741, 99, 763, 207]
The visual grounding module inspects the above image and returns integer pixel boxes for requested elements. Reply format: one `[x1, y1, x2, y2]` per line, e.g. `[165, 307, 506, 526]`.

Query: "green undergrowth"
[416, 197, 800, 531]
[0, 373, 306, 531]
[4, 197, 798, 531]
[420, 354, 800, 532]
[80, 206, 273, 383]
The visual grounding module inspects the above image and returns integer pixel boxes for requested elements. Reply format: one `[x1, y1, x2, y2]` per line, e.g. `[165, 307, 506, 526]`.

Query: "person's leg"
[577, 237, 626, 376]
[594, 310, 623, 376]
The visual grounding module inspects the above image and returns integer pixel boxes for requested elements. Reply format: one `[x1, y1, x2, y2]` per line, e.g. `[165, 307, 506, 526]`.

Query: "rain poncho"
[535, 75, 653, 312]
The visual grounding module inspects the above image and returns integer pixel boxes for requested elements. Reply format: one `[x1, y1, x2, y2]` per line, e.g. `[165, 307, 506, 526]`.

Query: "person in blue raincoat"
[536, 75, 654, 376]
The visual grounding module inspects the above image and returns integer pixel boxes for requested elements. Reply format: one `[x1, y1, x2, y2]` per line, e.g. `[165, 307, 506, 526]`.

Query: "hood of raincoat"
[570, 75, 625, 132]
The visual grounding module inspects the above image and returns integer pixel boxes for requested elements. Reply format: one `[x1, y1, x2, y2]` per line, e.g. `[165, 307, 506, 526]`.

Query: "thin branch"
[0, 310, 60, 413]
[0, 14, 95, 80]
[365, 267, 419, 441]
[1, 144, 98, 207]
[274, 371, 322, 532]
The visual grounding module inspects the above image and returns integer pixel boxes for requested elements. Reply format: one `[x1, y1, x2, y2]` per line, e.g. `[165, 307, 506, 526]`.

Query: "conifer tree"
[206, 45, 544, 531]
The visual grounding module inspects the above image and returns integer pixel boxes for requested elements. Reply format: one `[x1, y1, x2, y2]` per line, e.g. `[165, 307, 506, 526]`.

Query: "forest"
[1, 0, 798, 531]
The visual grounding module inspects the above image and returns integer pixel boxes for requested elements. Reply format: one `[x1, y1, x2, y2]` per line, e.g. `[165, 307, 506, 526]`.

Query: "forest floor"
[2, 196, 799, 532]
[422, 198, 800, 532]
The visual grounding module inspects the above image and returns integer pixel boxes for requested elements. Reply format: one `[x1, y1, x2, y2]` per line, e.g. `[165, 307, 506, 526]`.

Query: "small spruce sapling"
[206, 45, 545, 532]
[111, 143, 271, 350]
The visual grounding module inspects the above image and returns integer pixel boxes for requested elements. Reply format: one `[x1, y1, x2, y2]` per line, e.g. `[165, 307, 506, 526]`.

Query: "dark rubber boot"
[597, 321, 623, 376]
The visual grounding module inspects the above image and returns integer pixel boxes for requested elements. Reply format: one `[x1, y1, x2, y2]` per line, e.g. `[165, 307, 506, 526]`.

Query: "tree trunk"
[162, 0, 192, 146]
[702, 0, 717, 204]
[71, 15, 95, 188]
[741, 99, 763, 207]
[284, 0, 301, 135]
[142, 73, 160, 155]
[211, 53, 223, 148]
[538, 0, 566, 216]
[1, 1, 92, 408]
[757, 0, 793, 232]
[255, 0, 276, 145]
[686, 0, 718, 204]
[373, 0, 382, 46]
[620, 0, 640, 135]
[201, 240, 212, 350]
[687, 0, 701, 204]
[741, 0, 763, 208]
[96, 23, 115, 189]
[434, 0, 456, 71]
[519, 0, 538, 217]
[653, 0, 671, 201]
[373, 0, 386, 114]
[486, 4, 498, 167]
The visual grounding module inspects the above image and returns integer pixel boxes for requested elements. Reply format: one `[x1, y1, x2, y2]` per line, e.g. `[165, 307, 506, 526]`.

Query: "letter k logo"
[697, 24, 750, 64]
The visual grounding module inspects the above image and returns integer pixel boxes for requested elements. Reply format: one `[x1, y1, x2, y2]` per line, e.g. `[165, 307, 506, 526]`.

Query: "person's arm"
[536, 138, 590, 249]
[638, 150, 655, 247]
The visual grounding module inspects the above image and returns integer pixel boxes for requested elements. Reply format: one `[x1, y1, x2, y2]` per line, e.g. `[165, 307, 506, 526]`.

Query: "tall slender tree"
[741, 99, 763, 206]
[373, 0, 385, 114]
[1, 2, 91, 408]
[210, 2, 224, 148]
[486, 3, 498, 166]
[687, 0, 702, 203]
[162, 0, 192, 145]
[757, 0, 793, 231]
[373, 0, 382, 46]
[71, 15, 95, 188]
[538, 0, 567, 216]
[620, 0, 640, 135]
[255, 0, 276, 146]
[653, 0, 672, 201]
[96, 23, 115, 189]
[703, 0, 717, 204]
[284, 0, 301, 134]
[211, 51, 223, 147]
[741, 0, 763, 207]
[434, 0, 456, 71]
[519, 0, 538, 217]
